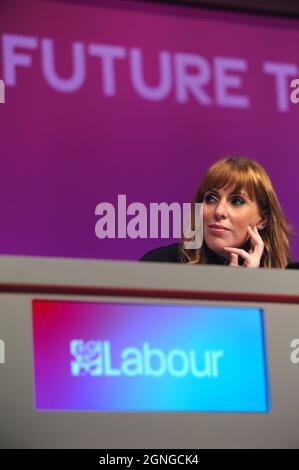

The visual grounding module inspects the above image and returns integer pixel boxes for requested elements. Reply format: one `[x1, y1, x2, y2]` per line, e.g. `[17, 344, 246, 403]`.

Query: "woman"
[140, 157, 294, 268]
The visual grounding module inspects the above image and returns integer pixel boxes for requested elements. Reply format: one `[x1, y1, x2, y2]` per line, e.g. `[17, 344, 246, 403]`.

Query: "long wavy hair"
[180, 157, 292, 268]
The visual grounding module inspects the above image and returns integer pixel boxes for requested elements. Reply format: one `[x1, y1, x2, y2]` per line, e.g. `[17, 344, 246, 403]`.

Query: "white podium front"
[0, 256, 298, 449]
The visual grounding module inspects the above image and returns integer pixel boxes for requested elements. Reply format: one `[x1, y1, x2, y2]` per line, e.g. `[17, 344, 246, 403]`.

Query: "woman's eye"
[231, 197, 245, 206]
[204, 194, 217, 203]
[204, 194, 246, 205]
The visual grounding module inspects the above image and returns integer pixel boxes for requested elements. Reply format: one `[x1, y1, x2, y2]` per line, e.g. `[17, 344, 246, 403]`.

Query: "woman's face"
[203, 186, 263, 258]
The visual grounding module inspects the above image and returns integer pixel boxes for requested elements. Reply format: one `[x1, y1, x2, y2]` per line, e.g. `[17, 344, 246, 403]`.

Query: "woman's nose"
[214, 199, 229, 219]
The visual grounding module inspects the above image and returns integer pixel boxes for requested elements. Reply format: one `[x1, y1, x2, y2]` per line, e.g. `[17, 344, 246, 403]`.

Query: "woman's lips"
[209, 225, 230, 233]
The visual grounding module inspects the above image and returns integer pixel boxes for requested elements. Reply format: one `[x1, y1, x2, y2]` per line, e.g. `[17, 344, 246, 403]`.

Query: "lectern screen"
[32, 299, 269, 413]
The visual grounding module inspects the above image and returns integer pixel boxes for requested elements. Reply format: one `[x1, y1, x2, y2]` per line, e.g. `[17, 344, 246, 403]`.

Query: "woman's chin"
[206, 241, 227, 253]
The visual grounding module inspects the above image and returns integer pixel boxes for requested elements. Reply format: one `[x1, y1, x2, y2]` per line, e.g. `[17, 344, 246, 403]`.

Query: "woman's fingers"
[248, 225, 264, 255]
[248, 225, 264, 245]
[224, 246, 258, 267]
[223, 246, 251, 262]
[228, 252, 239, 267]
[223, 225, 265, 268]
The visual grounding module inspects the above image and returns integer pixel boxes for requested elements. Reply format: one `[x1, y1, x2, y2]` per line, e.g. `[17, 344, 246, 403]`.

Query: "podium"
[0, 256, 298, 448]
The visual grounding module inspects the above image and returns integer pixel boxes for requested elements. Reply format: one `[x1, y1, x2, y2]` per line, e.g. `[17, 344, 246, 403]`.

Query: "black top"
[140, 243, 299, 269]
[140, 243, 182, 263]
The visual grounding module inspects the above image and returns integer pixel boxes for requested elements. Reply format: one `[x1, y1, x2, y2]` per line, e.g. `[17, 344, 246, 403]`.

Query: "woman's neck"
[206, 246, 228, 265]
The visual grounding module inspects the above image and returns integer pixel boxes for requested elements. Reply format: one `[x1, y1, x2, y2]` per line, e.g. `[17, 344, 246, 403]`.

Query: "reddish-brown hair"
[180, 157, 292, 268]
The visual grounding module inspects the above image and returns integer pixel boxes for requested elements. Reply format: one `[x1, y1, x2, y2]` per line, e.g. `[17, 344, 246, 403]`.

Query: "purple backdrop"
[0, 0, 299, 261]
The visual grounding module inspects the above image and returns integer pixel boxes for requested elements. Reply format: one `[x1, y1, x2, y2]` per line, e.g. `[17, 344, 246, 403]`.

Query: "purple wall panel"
[0, 0, 298, 261]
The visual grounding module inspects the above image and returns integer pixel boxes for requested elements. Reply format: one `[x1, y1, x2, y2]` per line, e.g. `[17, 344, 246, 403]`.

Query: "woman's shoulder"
[139, 243, 181, 263]
[139, 245, 299, 268]
[286, 261, 299, 269]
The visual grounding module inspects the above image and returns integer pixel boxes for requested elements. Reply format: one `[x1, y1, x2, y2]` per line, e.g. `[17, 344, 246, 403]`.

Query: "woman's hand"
[223, 225, 264, 268]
